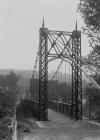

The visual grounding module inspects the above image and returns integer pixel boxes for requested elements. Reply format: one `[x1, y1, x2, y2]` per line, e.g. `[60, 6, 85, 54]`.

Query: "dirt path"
[17, 110, 100, 140]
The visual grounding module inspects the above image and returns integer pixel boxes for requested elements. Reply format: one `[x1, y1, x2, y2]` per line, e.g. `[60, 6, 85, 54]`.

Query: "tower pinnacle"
[42, 17, 45, 28]
[75, 20, 78, 30]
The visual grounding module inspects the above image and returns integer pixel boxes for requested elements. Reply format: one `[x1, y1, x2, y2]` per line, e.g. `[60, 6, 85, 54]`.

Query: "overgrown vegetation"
[0, 71, 18, 118]
[78, 0, 100, 45]
[0, 71, 19, 139]
[16, 100, 36, 120]
[78, 0, 100, 121]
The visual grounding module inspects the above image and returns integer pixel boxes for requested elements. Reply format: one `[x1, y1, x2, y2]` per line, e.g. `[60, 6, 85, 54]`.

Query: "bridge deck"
[18, 109, 100, 140]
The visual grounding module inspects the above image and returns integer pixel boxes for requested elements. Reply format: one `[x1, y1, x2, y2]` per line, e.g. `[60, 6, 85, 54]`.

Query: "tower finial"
[75, 20, 78, 30]
[42, 17, 45, 28]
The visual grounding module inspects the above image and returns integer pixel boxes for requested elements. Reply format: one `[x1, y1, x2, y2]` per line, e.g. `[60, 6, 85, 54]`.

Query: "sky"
[0, 0, 90, 70]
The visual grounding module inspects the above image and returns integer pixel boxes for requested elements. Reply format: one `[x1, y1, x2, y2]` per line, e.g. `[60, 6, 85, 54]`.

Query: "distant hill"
[0, 69, 32, 87]
[0, 69, 32, 78]
[0, 69, 89, 94]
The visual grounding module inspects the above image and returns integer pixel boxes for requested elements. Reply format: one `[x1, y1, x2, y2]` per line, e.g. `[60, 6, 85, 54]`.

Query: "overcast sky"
[0, 0, 90, 70]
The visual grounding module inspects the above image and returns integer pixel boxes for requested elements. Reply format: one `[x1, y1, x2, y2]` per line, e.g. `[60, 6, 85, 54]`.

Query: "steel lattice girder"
[71, 30, 82, 120]
[39, 27, 48, 121]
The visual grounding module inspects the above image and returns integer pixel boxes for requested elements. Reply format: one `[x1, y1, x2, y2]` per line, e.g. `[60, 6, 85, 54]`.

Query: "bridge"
[27, 19, 100, 122]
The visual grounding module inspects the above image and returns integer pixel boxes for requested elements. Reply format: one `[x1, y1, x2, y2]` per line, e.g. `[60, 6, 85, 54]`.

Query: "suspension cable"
[61, 64, 62, 102]
[51, 35, 100, 89]
[32, 47, 39, 78]
[68, 55, 100, 89]
[50, 37, 72, 81]
[65, 61, 66, 103]
[58, 68, 60, 101]
[56, 72, 57, 101]
[68, 62, 70, 103]
[52, 35, 100, 76]
[81, 31, 99, 38]
[69, 62, 71, 103]
[51, 60, 63, 81]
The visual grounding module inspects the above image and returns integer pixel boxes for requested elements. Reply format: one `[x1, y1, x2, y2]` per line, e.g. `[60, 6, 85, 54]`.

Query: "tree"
[85, 83, 94, 120]
[78, 0, 100, 32]
[78, 0, 100, 121]
[6, 71, 19, 102]
[0, 71, 19, 105]
[84, 75, 100, 120]
[6, 71, 18, 91]
[0, 75, 6, 90]
[78, 0, 100, 74]
[78, 0, 100, 47]
[0, 71, 19, 118]
[83, 45, 100, 120]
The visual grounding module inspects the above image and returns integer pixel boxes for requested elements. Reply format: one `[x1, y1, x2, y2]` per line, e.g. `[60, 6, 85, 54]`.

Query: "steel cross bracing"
[38, 22, 82, 120]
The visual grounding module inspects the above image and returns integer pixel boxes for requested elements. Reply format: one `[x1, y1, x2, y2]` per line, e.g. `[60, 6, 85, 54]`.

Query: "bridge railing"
[48, 100, 71, 117]
[32, 100, 39, 118]
[28, 100, 72, 120]
[26, 100, 40, 119]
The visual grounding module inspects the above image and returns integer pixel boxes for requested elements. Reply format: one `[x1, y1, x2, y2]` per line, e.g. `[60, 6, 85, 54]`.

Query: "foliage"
[6, 71, 19, 102]
[0, 91, 15, 118]
[0, 71, 18, 91]
[78, 0, 100, 47]
[0, 71, 19, 118]
[83, 41, 100, 120]
[16, 100, 34, 120]
[0, 75, 7, 90]
[78, 0, 100, 68]
[0, 117, 12, 140]
[78, 0, 100, 32]
[83, 44, 100, 72]
[84, 77, 100, 120]
[6, 71, 18, 91]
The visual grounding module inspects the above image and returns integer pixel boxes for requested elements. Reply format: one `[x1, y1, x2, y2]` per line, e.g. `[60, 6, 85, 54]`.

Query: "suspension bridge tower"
[39, 19, 48, 121]
[34, 20, 82, 121]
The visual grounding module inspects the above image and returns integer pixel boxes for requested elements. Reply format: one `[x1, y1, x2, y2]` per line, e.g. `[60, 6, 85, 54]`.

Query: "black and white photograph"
[0, 0, 100, 139]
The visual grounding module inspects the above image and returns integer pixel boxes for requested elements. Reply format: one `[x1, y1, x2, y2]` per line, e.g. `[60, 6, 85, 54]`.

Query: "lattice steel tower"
[71, 22, 82, 120]
[39, 19, 48, 121]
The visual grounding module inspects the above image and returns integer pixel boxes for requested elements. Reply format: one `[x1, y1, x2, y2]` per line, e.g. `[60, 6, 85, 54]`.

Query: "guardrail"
[48, 100, 72, 116]
[26, 100, 72, 120]
[31, 100, 39, 118]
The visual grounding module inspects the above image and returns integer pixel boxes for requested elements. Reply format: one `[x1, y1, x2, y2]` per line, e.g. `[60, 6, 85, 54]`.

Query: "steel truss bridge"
[29, 20, 100, 121]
